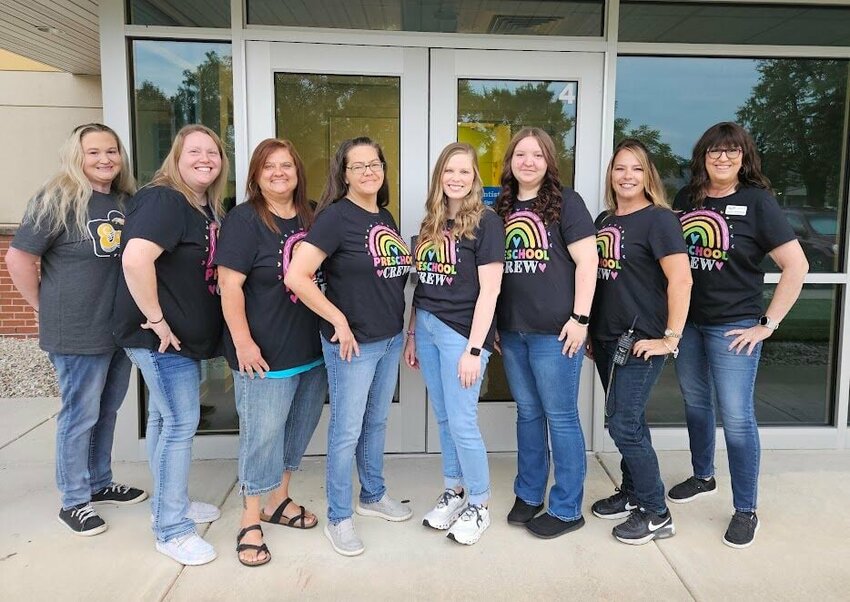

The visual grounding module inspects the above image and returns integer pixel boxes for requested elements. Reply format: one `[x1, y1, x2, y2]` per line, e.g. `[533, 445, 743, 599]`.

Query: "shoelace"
[71, 504, 98, 523]
[622, 508, 649, 528]
[101, 483, 130, 494]
[436, 489, 461, 508]
[459, 504, 485, 527]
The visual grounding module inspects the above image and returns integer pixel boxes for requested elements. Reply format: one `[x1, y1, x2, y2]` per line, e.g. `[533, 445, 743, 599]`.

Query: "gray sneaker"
[324, 518, 365, 556]
[356, 494, 413, 522]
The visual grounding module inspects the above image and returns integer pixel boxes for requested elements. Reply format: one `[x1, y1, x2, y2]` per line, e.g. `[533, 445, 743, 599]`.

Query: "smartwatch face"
[759, 316, 769, 326]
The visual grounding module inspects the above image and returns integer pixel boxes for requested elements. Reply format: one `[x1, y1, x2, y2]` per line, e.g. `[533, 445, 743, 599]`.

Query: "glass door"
[245, 41, 429, 453]
[428, 49, 605, 452]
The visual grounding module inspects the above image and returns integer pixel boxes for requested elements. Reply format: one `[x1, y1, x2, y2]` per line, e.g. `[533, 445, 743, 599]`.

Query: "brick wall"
[0, 228, 39, 337]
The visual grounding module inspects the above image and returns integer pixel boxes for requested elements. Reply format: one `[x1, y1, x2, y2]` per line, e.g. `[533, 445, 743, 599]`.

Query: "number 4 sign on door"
[558, 83, 577, 105]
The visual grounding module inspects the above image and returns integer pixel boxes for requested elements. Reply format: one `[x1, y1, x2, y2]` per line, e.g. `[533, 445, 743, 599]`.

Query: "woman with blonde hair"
[6, 123, 146, 536]
[112, 124, 229, 565]
[589, 138, 691, 545]
[216, 138, 327, 567]
[404, 142, 504, 545]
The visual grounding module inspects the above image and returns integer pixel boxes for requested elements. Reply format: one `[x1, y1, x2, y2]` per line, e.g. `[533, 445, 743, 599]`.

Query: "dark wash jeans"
[593, 339, 667, 515]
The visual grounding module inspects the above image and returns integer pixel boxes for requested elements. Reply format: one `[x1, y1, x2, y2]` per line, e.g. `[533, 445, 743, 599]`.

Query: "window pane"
[620, 2, 850, 46]
[457, 78, 577, 401]
[131, 40, 237, 434]
[127, 0, 230, 27]
[615, 56, 849, 273]
[645, 284, 840, 427]
[248, 0, 603, 36]
[274, 73, 401, 222]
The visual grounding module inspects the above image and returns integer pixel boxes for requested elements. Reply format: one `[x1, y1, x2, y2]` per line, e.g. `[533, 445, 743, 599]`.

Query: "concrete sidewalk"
[1, 398, 849, 601]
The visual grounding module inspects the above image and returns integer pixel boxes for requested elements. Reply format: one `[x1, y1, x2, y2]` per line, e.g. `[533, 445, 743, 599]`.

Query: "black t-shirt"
[413, 209, 504, 350]
[214, 202, 322, 372]
[112, 186, 223, 359]
[12, 191, 127, 354]
[589, 205, 687, 342]
[496, 188, 597, 334]
[673, 186, 796, 325]
[305, 198, 412, 343]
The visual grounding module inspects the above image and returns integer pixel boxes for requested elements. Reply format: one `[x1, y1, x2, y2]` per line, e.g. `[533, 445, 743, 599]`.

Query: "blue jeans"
[50, 350, 132, 509]
[233, 365, 328, 496]
[322, 333, 403, 523]
[500, 331, 586, 521]
[675, 319, 762, 512]
[593, 339, 667, 515]
[125, 348, 199, 542]
[416, 310, 491, 505]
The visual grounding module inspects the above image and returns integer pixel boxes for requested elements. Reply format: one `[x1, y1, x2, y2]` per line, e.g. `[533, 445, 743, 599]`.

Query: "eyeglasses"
[706, 147, 742, 160]
[346, 161, 385, 175]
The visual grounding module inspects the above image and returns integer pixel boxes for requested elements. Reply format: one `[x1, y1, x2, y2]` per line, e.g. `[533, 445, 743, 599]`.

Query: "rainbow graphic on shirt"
[367, 224, 412, 279]
[504, 210, 550, 274]
[680, 209, 731, 272]
[595, 225, 622, 280]
[281, 230, 309, 303]
[204, 221, 219, 295]
[415, 235, 458, 286]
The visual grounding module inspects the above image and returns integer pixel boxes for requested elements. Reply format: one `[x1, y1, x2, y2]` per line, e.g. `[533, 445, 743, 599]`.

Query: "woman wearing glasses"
[285, 137, 413, 556]
[216, 139, 327, 567]
[669, 122, 808, 549]
[113, 125, 228, 565]
[589, 139, 691, 545]
[6, 123, 145, 536]
[404, 142, 504, 545]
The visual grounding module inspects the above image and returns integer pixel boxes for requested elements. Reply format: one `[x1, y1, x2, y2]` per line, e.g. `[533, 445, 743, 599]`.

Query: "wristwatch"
[468, 347, 482, 357]
[758, 315, 780, 331]
[570, 312, 590, 325]
[663, 328, 682, 339]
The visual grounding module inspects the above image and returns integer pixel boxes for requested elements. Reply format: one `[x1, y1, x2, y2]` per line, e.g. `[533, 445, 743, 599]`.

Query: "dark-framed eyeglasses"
[346, 161, 385, 175]
[706, 147, 742, 160]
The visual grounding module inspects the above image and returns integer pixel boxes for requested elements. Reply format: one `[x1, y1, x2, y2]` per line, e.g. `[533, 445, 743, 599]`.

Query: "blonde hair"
[603, 138, 669, 212]
[418, 143, 485, 248]
[24, 123, 136, 236]
[148, 124, 229, 218]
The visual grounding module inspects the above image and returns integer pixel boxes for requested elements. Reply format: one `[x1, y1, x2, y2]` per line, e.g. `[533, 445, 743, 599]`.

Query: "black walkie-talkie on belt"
[606, 316, 639, 417]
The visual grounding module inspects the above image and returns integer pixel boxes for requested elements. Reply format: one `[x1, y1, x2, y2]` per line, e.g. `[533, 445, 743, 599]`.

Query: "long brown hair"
[316, 136, 390, 216]
[494, 127, 563, 225]
[244, 138, 312, 233]
[418, 143, 485, 248]
[688, 121, 772, 208]
[604, 138, 669, 212]
[148, 124, 229, 219]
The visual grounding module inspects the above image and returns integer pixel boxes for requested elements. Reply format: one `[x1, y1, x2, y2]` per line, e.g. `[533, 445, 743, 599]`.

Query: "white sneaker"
[447, 504, 490, 545]
[422, 489, 467, 530]
[355, 494, 413, 522]
[150, 500, 221, 525]
[324, 518, 365, 557]
[155, 532, 217, 565]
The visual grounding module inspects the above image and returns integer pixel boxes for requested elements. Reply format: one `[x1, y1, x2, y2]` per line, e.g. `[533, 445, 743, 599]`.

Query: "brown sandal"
[260, 497, 318, 529]
[236, 524, 271, 567]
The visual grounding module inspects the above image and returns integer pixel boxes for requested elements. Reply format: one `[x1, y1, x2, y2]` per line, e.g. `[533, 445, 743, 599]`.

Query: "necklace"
[267, 200, 295, 220]
[708, 183, 737, 198]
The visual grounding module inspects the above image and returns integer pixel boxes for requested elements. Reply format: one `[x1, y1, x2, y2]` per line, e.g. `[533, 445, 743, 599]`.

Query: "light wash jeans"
[416, 310, 491, 505]
[322, 333, 403, 523]
[593, 339, 667, 515]
[675, 319, 762, 512]
[50, 349, 132, 509]
[233, 365, 327, 496]
[500, 331, 585, 521]
[125, 348, 199, 542]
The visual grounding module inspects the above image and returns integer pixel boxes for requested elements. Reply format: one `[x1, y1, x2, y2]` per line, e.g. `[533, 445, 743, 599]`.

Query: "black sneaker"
[58, 503, 107, 536]
[667, 476, 717, 504]
[91, 482, 148, 506]
[612, 508, 675, 545]
[591, 488, 638, 520]
[723, 511, 760, 549]
[506, 496, 544, 526]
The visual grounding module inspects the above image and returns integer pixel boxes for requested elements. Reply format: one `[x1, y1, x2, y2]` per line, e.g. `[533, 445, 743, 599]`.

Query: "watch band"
[570, 312, 590, 325]
[468, 347, 482, 357]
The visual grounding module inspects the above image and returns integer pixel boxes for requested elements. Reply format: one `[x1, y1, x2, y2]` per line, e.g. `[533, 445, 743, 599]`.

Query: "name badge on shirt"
[725, 205, 747, 216]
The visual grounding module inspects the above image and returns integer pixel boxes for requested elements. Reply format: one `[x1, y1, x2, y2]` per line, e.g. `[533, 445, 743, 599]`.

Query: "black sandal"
[236, 524, 271, 567]
[260, 497, 318, 529]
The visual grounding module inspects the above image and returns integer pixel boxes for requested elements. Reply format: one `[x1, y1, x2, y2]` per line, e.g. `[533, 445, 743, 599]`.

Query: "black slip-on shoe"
[506, 496, 544, 526]
[526, 513, 585, 539]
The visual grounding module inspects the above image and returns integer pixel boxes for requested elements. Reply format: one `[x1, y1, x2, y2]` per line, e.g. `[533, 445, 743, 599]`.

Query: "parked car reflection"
[784, 207, 838, 272]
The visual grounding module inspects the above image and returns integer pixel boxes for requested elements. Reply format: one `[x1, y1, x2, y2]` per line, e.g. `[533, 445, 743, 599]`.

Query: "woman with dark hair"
[589, 138, 692, 545]
[113, 124, 229, 565]
[669, 122, 808, 549]
[216, 138, 327, 567]
[404, 142, 504, 545]
[6, 123, 145, 536]
[285, 136, 413, 556]
[494, 127, 598, 539]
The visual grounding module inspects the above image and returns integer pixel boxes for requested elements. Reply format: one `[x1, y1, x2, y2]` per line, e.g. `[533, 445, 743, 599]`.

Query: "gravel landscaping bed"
[0, 337, 59, 397]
